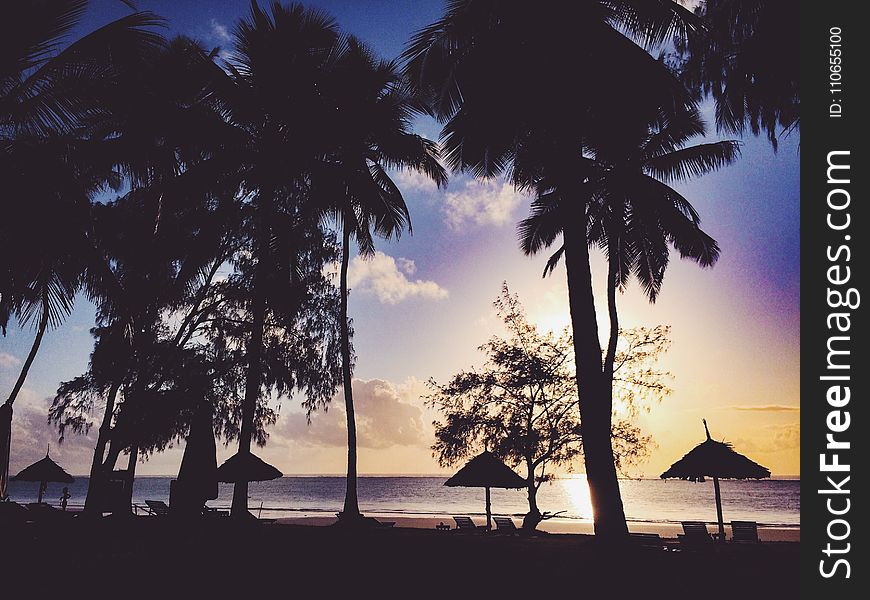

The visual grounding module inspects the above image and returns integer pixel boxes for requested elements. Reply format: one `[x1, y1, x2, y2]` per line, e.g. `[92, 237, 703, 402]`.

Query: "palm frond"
[543, 245, 565, 278]
[644, 141, 740, 183]
[517, 191, 564, 257]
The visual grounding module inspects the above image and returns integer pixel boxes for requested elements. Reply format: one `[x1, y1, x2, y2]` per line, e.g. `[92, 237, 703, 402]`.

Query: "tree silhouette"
[403, 0, 701, 539]
[673, 0, 799, 149]
[312, 37, 446, 522]
[210, 2, 348, 517]
[0, 0, 162, 500]
[428, 285, 669, 531]
[520, 106, 738, 410]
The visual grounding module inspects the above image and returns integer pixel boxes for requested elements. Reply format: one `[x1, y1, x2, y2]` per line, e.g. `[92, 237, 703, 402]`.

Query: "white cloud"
[392, 169, 440, 194]
[209, 18, 232, 43]
[278, 378, 429, 449]
[348, 251, 448, 304]
[443, 178, 529, 230]
[733, 422, 800, 454]
[395, 257, 417, 275]
[0, 352, 22, 369]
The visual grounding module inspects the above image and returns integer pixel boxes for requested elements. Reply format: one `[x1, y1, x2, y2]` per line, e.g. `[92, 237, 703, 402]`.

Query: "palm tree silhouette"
[0, 0, 162, 499]
[403, 0, 702, 539]
[314, 38, 446, 522]
[675, 0, 799, 148]
[519, 110, 739, 509]
[64, 34, 241, 513]
[213, 2, 348, 517]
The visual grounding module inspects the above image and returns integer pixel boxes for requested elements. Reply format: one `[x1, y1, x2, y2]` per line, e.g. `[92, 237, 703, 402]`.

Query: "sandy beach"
[1, 516, 800, 598]
[274, 514, 801, 542]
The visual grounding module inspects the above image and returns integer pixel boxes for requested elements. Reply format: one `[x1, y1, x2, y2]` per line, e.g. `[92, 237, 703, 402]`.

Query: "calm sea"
[7, 476, 799, 527]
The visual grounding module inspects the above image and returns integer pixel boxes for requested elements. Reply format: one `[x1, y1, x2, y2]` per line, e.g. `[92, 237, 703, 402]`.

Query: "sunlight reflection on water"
[560, 475, 593, 520]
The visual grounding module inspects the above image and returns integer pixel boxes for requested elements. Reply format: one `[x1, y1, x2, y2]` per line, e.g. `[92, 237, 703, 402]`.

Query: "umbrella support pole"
[485, 487, 492, 531]
[713, 476, 725, 542]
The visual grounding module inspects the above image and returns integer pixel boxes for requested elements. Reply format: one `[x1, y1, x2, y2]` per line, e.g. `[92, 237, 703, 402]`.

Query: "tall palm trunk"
[232, 198, 270, 518]
[339, 225, 360, 519]
[84, 381, 121, 516]
[563, 220, 628, 540]
[4, 307, 50, 407]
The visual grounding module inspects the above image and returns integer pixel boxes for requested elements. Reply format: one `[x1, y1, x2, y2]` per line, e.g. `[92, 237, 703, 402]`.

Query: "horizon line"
[60, 473, 802, 480]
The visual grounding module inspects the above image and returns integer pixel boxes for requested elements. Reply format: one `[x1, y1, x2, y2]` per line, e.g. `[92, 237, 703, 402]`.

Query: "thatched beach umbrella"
[660, 420, 770, 541]
[13, 447, 75, 504]
[217, 451, 282, 483]
[217, 451, 282, 518]
[445, 450, 526, 530]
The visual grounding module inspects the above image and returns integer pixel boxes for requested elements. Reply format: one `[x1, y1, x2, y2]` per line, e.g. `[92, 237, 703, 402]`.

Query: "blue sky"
[1, 1, 800, 477]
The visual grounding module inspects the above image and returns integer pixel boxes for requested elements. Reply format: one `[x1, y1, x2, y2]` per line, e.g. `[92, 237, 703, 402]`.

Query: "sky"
[0, 0, 800, 478]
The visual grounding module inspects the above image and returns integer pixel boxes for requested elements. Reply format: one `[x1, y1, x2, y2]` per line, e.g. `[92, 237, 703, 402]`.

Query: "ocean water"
[7, 476, 800, 527]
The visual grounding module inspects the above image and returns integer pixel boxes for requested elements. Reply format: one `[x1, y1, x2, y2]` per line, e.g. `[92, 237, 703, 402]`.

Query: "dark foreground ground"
[1, 517, 799, 598]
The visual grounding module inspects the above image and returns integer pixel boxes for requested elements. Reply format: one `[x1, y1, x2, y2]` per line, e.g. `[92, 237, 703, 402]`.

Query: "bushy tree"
[427, 285, 669, 530]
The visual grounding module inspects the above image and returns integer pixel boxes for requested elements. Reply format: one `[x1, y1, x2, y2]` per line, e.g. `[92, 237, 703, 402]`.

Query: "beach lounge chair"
[144, 500, 170, 517]
[202, 505, 230, 518]
[493, 516, 518, 533]
[731, 520, 760, 543]
[0, 501, 31, 528]
[678, 521, 713, 546]
[629, 532, 667, 550]
[366, 517, 396, 528]
[452, 516, 485, 531]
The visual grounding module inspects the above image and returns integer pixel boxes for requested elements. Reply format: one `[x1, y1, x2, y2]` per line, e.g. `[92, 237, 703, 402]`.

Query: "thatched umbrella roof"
[660, 420, 770, 541]
[444, 451, 526, 489]
[13, 449, 75, 504]
[13, 453, 75, 485]
[444, 451, 525, 531]
[217, 451, 282, 483]
[660, 421, 771, 482]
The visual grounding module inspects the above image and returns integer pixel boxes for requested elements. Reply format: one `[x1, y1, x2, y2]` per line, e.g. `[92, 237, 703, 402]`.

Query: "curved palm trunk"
[1, 309, 50, 500]
[4, 307, 50, 407]
[83, 381, 121, 516]
[339, 225, 361, 520]
[563, 221, 628, 540]
[603, 239, 620, 382]
[232, 198, 270, 518]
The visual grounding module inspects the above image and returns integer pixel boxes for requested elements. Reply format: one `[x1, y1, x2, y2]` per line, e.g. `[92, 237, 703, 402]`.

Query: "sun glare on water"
[560, 474, 594, 520]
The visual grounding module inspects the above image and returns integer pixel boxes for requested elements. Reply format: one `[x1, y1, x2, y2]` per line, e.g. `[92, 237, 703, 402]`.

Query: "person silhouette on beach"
[60, 487, 71, 511]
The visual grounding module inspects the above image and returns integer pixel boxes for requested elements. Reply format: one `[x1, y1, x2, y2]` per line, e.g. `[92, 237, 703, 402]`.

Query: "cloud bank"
[277, 378, 428, 450]
[348, 252, 448, 304]
[0, 352, 22, 368]
[443, 178, 528, 230]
